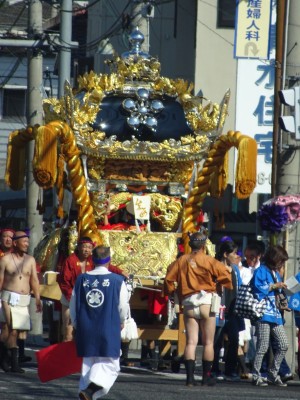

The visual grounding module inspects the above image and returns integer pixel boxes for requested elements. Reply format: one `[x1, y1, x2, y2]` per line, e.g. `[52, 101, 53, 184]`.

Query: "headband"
[13, 234, 29, 240]
[0, 229, 15, 235]
[78, 239, 95, 246]
[190, 237, 207, 243]
[93, 256, 111, 265]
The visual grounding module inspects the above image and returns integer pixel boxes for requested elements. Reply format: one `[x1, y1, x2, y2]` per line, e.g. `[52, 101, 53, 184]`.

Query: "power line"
[46, 0, 133, 53]
[6, 3, 27, 34]
[0, 57, 23, 88]
[180, 2, 234, 47]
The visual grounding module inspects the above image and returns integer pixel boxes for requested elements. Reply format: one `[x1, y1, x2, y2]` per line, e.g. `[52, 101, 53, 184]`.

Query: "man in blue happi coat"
[70, 245, 129, 400]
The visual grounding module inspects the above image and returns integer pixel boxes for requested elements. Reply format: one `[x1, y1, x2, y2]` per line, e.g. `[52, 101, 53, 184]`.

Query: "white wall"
[195, 0, 237, 185]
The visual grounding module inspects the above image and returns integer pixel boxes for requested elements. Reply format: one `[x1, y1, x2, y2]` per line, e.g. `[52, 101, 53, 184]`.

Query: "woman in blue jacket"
[252, 245, 289, 387]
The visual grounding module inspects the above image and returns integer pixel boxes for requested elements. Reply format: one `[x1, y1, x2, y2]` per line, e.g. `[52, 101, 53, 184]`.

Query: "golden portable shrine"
[5, 28, 257, 363]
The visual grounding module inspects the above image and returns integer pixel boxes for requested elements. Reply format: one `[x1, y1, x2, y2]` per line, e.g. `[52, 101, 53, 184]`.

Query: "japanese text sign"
[235, 0, 272, 60]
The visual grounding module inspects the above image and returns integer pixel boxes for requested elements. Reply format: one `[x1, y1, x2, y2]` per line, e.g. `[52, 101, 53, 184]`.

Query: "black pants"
[223, 314, 244, 375]
[213, 313, 245, 375]
[212, 326, 224, 374]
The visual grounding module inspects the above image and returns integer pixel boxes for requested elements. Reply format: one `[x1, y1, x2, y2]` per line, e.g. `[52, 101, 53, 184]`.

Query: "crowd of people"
[164, 230, 297, 388]
[0, 225, 299, 399]
[0, 227, 130, 400]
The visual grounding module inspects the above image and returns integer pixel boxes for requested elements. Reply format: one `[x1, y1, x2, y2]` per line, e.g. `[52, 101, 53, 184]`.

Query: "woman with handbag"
[213, 240, 245, 382]
[252, 245, 289, 387]
[260, 263, 293, 382]
[164, 228, 233, 387]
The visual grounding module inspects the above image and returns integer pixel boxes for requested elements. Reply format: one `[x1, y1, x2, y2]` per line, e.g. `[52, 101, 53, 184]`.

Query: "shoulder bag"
[234, 280, 267, 322]
[270, 273, 290, 312]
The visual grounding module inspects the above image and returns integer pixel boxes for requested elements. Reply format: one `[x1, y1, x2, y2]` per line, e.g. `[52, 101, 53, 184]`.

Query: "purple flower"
[258, 203, 288, 233]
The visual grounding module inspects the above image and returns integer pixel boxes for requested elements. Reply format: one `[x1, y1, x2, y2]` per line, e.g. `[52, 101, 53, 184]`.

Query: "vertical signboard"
[235, 1, 276, 194]
[235, 0, 272, 60]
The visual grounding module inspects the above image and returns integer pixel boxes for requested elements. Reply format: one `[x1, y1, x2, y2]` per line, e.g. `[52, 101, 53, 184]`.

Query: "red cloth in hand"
[36, 340, 82, 382]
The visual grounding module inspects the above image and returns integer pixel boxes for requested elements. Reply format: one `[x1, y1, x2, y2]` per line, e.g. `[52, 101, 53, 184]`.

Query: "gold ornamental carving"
[99, 230, 178, 276]
[43, 56, 230, 162]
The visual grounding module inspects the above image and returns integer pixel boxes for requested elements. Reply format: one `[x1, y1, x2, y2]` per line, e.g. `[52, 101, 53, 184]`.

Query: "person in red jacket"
[58, 236, 126, 341]
[58, 237, 94, 341]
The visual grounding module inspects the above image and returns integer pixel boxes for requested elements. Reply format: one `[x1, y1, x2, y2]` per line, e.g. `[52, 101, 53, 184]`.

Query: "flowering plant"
[258, 195, 300, 233]
[258, 203, 288, 233]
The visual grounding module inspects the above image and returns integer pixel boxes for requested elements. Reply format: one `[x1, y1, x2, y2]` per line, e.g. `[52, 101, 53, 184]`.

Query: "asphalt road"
[1, 346, 300, 400]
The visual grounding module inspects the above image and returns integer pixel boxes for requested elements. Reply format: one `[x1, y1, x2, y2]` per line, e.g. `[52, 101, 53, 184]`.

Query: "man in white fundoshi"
[0, 231, 42, 373]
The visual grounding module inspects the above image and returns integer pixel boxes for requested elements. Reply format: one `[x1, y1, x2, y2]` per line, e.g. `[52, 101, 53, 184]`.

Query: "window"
[217, 0, 236, 29]
[3, 88, 26, 117]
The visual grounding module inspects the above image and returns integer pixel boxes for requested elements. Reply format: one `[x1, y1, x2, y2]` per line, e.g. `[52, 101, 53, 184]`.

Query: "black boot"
[185, 359, 197, 386]
[120, 341, 134, 366]
[10, 347, 25, 373]
[149, 349, 159, 371]
[157, 358, 168, 371]
[79, 382, 103, 400]
[140, 345, 149, 367]
[202, 360, 216, 386]
[0, 342, 10, 372]
[17, 339, 32, 363]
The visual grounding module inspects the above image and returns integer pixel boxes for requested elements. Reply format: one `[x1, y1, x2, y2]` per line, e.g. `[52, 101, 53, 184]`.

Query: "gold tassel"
[182, 131, 257, 241]
[5, 128, 33, 190]
[220, 151, 229, 194]
[56, 153, 65, 219]
[36, 188, 45, 214]
[210, 151, 229, 198]
[48, 121, 102, 245]
[235, 137, 257, 199]
[219, 209, 225, 229]
[33, 125, 58, 189]
[213, 201, 226, 230]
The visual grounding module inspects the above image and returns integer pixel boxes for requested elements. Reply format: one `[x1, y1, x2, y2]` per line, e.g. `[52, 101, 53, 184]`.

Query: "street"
[0, 346, 300, 400]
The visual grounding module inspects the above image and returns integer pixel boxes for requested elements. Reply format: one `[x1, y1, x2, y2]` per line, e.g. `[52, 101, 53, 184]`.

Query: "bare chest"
[77, 260, 88, 273]
[6, 254, 31, 281]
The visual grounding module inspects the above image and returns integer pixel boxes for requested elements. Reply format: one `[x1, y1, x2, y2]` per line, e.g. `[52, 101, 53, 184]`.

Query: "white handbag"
[211, 293, 221, 313]
[121, 308, 139, 341]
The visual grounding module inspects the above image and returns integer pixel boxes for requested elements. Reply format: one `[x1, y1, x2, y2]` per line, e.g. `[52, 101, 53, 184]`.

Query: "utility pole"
[276, 0, 300, 373]
[58, 0, 73, 97]
[0, 1, 75, 251]
[26, 0, 44, 254]
[272, 0, 287, 198]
